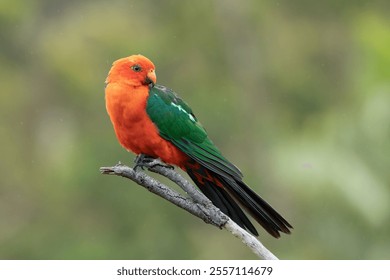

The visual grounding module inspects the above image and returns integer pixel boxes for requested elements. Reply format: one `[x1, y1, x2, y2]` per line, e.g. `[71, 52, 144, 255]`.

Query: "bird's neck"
[105, 82, 149, 119]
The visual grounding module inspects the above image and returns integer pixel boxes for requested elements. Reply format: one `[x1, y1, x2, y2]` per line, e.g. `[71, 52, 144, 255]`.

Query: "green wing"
[146, 84, 242, 180]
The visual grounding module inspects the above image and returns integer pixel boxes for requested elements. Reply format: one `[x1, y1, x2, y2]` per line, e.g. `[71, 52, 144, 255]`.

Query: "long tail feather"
[185, 161, 292, 238]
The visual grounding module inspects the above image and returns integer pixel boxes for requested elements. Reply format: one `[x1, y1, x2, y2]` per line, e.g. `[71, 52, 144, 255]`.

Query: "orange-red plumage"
[105, 55, 189, 167]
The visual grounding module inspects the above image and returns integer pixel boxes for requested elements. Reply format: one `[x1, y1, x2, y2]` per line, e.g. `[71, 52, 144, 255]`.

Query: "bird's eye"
[131, 64, 142, 72]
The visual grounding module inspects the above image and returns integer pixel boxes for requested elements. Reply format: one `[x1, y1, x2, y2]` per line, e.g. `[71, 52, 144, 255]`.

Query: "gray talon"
[133, 154, 174, 171]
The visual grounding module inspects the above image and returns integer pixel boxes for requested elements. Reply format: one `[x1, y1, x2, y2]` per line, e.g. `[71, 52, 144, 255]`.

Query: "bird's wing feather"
[146, 85, 242, 179]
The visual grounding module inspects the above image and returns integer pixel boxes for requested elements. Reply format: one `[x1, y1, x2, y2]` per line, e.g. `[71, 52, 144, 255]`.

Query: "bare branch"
[100, 163, 227, 228]
[224, 220, 277, 260]
[100, 162, 278, 260]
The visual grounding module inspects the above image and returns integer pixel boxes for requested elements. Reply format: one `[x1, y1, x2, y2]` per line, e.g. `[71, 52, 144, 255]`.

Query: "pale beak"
[146, 69, 156, 86]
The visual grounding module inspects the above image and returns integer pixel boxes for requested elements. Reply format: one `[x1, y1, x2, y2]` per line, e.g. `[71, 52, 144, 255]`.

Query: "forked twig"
[100, 162, 278, 260]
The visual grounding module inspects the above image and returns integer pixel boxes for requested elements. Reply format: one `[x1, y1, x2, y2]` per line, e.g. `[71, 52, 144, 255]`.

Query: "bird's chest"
[106, 86, 161, 152]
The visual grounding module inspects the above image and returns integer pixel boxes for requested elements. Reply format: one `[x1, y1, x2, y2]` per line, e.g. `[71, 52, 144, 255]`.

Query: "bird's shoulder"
[147, 85, 196, 120]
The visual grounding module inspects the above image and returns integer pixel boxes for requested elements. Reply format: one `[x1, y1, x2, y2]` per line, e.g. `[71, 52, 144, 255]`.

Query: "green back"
[146, 85, 242, 180]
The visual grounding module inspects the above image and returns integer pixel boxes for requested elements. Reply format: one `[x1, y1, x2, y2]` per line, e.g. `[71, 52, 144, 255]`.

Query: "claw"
[134, 154, 150, 171]
[133, 154, 174, 171]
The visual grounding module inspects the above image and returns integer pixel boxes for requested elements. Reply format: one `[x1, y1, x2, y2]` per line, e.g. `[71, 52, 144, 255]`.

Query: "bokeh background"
[1, 0, 389, 259]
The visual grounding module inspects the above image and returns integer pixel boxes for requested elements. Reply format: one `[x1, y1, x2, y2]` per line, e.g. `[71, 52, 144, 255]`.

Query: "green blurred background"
[1, 0, 389, 259]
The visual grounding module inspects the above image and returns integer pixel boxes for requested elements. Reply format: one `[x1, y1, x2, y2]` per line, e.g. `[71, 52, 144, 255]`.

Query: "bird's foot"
[133, 154, 174, 171]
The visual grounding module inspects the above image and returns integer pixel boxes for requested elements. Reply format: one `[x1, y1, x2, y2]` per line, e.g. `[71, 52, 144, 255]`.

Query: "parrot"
[105, 54, 292, 238]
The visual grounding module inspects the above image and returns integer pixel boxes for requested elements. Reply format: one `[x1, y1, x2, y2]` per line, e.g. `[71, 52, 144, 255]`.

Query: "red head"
[105, 54, 156, 87]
